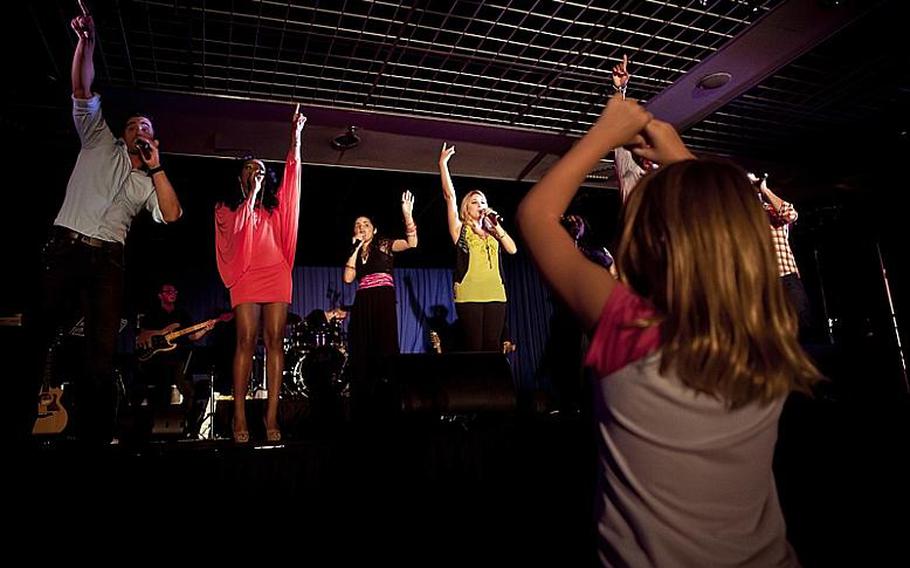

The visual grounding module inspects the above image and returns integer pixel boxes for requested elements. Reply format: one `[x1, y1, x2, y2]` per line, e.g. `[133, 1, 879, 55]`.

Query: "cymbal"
[326, 307, 349, 321]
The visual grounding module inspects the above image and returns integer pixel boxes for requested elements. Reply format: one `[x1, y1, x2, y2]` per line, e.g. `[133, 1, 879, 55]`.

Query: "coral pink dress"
[215, 147, 300, 307]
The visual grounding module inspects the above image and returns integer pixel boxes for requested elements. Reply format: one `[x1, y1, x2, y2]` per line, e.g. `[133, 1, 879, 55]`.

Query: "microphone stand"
[875, 241, 908, 393]
[813, 248, 835, 345]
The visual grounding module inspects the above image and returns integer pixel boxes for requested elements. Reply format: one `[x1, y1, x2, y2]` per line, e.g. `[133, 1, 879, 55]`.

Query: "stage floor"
[15, 392, 910, 566]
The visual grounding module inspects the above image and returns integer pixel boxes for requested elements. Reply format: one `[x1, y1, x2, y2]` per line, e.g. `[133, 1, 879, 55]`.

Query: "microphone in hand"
[135, 138, 153, 161]
[349, 238, 363, 256]
[484, 209, 502, 227]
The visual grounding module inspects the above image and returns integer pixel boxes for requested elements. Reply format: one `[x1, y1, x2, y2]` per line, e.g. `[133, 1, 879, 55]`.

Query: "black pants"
[544, 301, 586, 415]
[30, 231, 125, 443]
[781, 273, 812, 341]
[456, 302, 507, 352]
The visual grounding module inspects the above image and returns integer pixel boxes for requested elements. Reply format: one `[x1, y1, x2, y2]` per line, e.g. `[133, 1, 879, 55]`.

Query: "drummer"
[303, 307, 348, 328]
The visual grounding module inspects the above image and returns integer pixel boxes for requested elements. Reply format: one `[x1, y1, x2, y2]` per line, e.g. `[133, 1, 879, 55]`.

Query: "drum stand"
[196, 367, 218, 440]
[249, 348, 269, 399]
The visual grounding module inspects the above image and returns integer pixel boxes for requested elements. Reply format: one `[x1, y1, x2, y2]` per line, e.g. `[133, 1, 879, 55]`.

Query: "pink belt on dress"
[358, 272, 394, 290]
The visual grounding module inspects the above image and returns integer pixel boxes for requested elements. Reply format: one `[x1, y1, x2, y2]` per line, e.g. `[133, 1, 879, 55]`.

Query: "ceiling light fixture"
[332, 126, 361, 150]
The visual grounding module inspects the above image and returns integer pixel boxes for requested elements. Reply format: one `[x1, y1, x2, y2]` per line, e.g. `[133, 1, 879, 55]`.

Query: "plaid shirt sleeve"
[765, 202, 800, 277]
[767, 201, 798, 228]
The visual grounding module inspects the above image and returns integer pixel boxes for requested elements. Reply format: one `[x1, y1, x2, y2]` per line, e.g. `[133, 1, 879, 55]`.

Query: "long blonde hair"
[459, 190, 486, 222]
[616, 159, 820, 408]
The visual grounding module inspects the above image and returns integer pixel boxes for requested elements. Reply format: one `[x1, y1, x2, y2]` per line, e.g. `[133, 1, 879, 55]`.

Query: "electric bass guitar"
[135, 312, 233, 362]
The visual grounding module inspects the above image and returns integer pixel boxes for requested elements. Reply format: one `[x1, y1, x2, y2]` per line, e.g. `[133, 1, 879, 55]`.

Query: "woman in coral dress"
[215, 107, 305, 442]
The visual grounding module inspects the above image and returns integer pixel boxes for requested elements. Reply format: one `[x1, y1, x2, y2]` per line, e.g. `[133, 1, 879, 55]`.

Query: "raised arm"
[392, 191, 418, 252]
[612, 54, 630, 99]
[610, 54, 648, 203]
[614, 146, 645, 204]
[516, 96, 653, 330]
[439, 143, 463, 244]
[71, 14, 95, 99]
[758, 177, 798, 226]
[278, 106, 306, 264]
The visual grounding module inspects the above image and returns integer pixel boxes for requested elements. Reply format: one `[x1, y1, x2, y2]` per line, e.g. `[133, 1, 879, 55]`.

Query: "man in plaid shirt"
[751, 174, 812, 337]
[612, 56, 811, 339]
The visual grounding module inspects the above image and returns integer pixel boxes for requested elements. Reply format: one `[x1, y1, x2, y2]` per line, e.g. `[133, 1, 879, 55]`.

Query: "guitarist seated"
[135, 283, 214, 435]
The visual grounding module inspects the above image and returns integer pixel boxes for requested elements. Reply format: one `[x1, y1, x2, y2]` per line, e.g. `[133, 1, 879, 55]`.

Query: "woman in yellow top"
[439, 143, 518, 351]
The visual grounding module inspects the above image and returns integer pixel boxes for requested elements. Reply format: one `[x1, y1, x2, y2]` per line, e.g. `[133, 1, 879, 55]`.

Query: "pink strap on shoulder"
[585, 283, 662, 377]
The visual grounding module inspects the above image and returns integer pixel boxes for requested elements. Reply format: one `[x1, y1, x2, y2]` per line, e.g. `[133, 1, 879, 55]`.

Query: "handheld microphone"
[135, 138, 153, 161]
[349, 238, 363, 255]
[485, 210, 503, 226]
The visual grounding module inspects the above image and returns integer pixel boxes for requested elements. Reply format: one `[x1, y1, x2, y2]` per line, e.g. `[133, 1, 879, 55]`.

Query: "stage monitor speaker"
[150, 406, 187, 436]
[391, 352, 516, 414]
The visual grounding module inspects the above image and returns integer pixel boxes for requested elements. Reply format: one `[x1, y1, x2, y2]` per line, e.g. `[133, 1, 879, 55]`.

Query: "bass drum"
[283, 345, 348, 399]
[297, 318, 346, 350]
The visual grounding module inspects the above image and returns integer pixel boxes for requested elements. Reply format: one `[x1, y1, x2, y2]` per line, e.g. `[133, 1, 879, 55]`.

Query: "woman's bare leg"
[232, 303, 261, 438]
[262, 302, 288, 436]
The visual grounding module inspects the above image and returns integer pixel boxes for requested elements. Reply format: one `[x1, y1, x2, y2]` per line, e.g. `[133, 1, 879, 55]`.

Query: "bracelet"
[345, 264, 355, 269]
[147, 166, 165, 177]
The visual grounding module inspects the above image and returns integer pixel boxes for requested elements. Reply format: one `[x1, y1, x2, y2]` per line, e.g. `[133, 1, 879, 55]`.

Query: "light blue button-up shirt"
[54, 94, 165, 244]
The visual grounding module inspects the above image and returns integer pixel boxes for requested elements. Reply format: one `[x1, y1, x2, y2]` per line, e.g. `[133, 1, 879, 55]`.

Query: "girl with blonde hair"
[517, 95, 819, 567]
[438, 144, 518, 351]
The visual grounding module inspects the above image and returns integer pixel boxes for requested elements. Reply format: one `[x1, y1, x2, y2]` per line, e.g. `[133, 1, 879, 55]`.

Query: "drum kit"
[281, 308, 350, 399]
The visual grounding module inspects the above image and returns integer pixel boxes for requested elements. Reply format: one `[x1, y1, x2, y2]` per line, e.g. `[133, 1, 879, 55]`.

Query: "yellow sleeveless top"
[454, 226, 506, 303]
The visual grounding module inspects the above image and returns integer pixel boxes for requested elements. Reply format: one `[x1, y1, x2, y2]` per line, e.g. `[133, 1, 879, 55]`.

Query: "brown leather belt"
[53, 227, 123, 250]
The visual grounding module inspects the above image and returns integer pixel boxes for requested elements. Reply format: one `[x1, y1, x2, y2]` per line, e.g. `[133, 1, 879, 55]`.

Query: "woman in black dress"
[343, 191, 417, 415]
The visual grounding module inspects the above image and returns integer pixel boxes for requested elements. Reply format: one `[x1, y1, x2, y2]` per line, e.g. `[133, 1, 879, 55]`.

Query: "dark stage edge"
[14, 379, 910, 565]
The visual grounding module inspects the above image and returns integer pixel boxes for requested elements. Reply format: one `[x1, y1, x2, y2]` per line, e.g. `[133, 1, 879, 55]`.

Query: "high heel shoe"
[263, 418, 281, 442]
[232, 419, 249, 443]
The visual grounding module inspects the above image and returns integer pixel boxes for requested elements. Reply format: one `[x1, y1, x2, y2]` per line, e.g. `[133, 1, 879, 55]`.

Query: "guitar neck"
[42, 329, 64, 388]
[165, 319, 214, 341]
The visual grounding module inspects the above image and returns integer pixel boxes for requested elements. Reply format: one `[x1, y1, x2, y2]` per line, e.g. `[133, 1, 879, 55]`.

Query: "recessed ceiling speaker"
[696, 72, 732, 90]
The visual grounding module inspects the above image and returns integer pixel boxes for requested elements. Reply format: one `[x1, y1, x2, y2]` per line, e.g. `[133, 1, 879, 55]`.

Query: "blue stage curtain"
[183, 254, 555, 392]
[502, 251, 556, 393]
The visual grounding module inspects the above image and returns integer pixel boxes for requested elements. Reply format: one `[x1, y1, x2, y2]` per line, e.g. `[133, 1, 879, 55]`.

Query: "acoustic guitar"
[33, 329, 67, 435]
